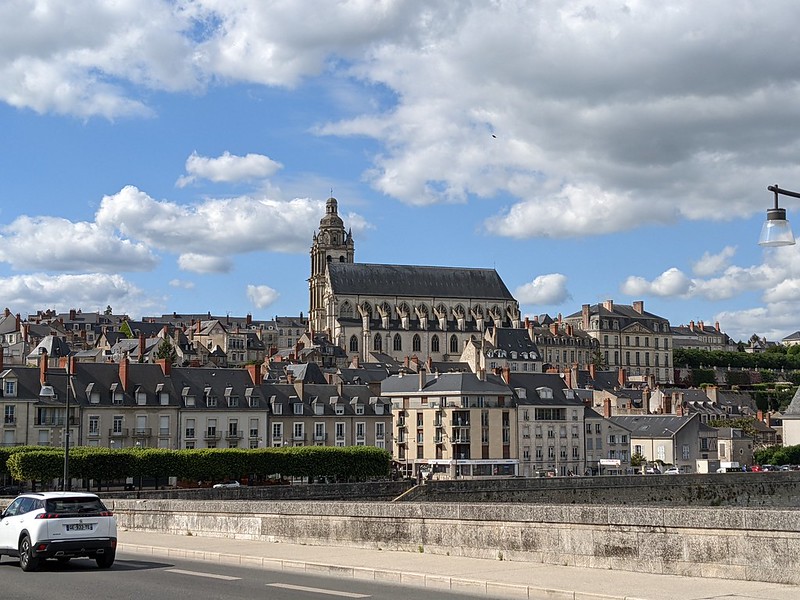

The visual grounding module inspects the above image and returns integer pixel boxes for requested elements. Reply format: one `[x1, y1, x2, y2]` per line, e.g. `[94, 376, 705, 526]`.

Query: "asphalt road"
[0, 551, 494, 600]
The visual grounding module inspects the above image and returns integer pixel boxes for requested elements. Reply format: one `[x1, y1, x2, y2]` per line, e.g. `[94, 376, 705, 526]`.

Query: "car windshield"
[45, 497, 107, 514]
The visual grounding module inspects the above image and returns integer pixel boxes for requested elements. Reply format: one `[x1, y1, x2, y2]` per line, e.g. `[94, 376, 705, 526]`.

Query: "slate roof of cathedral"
[327, 263, 515, 300]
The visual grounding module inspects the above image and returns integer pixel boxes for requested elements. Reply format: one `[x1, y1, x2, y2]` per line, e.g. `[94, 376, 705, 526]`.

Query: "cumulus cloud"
[692, 246, 737, 277]
[246, 284, 279, 309]
[0, 273, 156, 316]
[0, 215, 158, 272]
[622, 268, 693, 298]
[177, 253, 233, 274]
[176, 151, 283, 187]
[514, 274, 570, 306]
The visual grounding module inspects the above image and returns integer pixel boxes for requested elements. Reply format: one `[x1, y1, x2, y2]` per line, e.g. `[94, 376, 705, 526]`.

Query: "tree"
[590, 349, 607, 370]
[155, 338, 178, 365]
[119, 320, 134, 339]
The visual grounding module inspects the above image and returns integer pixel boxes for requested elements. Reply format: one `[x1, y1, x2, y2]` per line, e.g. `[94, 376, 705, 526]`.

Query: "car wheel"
[95, 550, 115, 569]
[19, 535, 40, 572]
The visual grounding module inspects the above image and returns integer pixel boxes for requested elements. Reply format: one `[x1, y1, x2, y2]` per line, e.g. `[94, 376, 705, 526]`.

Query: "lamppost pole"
[63, 359, 71, 491]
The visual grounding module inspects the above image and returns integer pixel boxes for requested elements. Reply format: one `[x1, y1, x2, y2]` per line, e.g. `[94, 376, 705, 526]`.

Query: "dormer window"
[3, 380, 16, 396]
[293, 403, 304, 415]
[536, 386, 554, 399]
[135, 387, 146, 406]
[355, 404, 365, 415]
[335, 404, 345, 416]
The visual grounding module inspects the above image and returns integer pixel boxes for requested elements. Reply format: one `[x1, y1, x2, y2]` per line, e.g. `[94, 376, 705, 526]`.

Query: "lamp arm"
[768, 184, 800, 208]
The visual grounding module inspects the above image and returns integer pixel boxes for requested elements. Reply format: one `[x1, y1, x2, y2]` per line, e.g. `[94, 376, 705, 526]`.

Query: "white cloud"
[168, 279, 195, 289]
[692, 246, 737, 277]
[177, 254, 233, 274]
[0, 215, 158, 272]
[96, 185, 326, 256]
[246, 284, 279, 309]
[0, 273, 156, 317]
[176, 151, 283, 187]
[622, 268, 693, 298]
[514, 274, 570, 305]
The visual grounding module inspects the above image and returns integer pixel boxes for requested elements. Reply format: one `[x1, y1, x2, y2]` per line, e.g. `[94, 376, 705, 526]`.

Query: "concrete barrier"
[110, 499, 800, 585]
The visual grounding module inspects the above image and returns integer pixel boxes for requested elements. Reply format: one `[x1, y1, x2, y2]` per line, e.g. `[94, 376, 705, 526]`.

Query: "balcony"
[109, 428, 129, 438]
[132, 428, 152, 439]
[225, 431, 243, 441]
[204, 432, 222, 442]
[35, 417, 78, 427]
[313, 432, 328, 442]
[292, 433, 307, 442]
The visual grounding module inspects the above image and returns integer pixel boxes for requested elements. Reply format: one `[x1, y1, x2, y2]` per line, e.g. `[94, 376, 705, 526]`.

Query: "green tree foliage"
[119, 320, 134, 339]
[708, 417, 760, 439]
[155, 338, 178, 364]
[3, 446, 391, 486]
[630, 452, 645, 467]
[754, 444, 800, 465]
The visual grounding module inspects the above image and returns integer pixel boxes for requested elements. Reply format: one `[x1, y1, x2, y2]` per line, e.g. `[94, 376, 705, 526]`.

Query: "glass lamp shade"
[759, 208, 795, 247]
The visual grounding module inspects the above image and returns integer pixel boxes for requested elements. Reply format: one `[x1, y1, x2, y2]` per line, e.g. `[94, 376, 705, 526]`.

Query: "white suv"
[0, 492, 117, 571]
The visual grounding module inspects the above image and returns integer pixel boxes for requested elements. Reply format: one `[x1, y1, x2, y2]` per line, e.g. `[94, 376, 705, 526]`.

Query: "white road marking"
[267, 583, 370, 598]
[165, 568, 241, 581]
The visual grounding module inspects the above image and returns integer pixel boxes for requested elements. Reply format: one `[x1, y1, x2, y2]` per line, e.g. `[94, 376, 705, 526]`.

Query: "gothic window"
[393, 334, 402, 351]
[349, 335, 359, 352]
[339, 256, 344, 262]
[431, 335, 440, 353]
[340, 301, 354, 318]
[373, 333, 382, 352]
[450, 335, 459, 354]
[412, 334, 421, 352]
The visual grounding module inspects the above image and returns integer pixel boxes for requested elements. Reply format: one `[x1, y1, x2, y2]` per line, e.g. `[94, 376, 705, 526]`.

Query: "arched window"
[349, 335, 359, 352]
[431, 335, 440, 353]
[412, 334, 421, 352]
[393, 334, 402, 351]
[450, 335, 459, 354]
[340, 301, 354, 318]
[373, 333, 382, 352]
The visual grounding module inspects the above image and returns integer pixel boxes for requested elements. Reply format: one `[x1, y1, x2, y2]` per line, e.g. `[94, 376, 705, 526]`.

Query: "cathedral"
[308, 198, 522, 363]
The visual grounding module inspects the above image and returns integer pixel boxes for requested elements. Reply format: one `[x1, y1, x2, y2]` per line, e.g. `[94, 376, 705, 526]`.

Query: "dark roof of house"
[507, 373, 583, 407]
[609, 415, 694, 437]
[327, 263, 515, 300]
[381, 371, 510, 396]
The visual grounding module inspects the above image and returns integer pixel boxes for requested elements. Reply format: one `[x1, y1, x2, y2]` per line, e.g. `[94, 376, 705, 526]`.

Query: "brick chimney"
[757, 409, 764, 422]
[119, 357, 129, 391]
[582, 304, 590, 329]
[588, 362, 596, 380]
[156, 358, 171, 376]
[39, 349, 48, 386]
[550, 322, 558, 335]
[689, 320, 695, 331]
[676, 401, 684, 417]
[139, 334, 145, 359]
[664, 395, 672, 414]
[294, 379, 305, 400]
[352, 355, 359, 368]
[337, 380, 344, 396]
[603, 398, 612, 418]
[563, 368, 572, 389]
[632, 301, 643, 314]
[418, 368, 426, 391]
[618, 368, 626, 387]
[286, 372, 295, 384]
[246, 363, 262, 385]
[765, 412, 772, 427]
[502, 366, 511, 385]
[603, 299, 614, 312]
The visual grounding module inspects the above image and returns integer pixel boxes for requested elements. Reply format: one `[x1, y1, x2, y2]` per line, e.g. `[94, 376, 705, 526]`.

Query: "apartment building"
[382, 370, 517, 479]
[583, 406, 632, 475]
[564, 300, 674, 384]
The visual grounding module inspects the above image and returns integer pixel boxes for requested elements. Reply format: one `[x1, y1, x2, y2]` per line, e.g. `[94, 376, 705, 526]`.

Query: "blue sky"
[1, 1, 800, 342]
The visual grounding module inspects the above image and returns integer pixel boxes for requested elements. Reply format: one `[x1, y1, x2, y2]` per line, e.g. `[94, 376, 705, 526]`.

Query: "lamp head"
[759, 207, 795, 247]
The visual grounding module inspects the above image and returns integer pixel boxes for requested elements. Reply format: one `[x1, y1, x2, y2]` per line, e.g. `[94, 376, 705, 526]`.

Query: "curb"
[118, 542, 641, 600]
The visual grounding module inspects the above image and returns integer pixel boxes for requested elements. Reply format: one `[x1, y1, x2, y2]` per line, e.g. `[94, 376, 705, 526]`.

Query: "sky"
[2, 1, 800, 344]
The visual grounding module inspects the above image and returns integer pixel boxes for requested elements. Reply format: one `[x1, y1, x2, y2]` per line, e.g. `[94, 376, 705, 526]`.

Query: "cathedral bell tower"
[309, 197, 354, 333]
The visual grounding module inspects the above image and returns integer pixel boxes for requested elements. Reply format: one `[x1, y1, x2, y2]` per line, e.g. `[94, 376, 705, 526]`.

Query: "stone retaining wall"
[110, 499, 800, 585]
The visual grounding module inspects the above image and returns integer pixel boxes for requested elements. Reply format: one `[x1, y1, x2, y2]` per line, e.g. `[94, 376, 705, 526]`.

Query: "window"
[272, 403, 282, 415]
[88, 416, 99, 435]
[250, 418, 259, 438]
[160, 415, 170, 436]
[431, 335, 440, 353]
[393, 334, 402, 352]
[228, 419, 239, 437]
[335, 404, 345, 416]
[293, 422, 304, 441]
[412, 334, 421, 352]
[349, 335, 358, 352]
[314, 422, 325, 443]
[375, 422, 385, 439]
[112, 416, 123, 434]
[293, 403, 304, 415]
[272, 423, 283, 440]
[373, 333, 382, 352]
[207, 419, 217, 437]
[4, 380, 16, 396]
[185, 418, 196, 439]
[449, 335, 459, 354]
[355, 404, 365, 415]
[336, 422, 345, 442]
[355, 422, 366, 444]
[4, 405, 15, 424]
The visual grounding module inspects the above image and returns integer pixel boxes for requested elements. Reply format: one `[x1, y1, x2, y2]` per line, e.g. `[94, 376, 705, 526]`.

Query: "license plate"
[65, 524, 93, 531]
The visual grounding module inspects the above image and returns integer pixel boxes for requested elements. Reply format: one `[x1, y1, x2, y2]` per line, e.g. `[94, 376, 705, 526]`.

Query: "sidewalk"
[117, 529, 799, 600]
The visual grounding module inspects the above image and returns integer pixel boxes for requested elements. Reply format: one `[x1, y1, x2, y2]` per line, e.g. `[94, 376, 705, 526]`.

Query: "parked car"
[663, 467, 680, 475]
[0, 484, 23, 496]
[212, 480, 241, 489]
[750, 465, 762, 472]
[0, 491, 117, 571]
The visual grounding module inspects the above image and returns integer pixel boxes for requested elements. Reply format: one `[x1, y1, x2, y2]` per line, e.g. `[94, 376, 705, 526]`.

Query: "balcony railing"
[225, 431, 243, 440]
[292, 433, 307, 442]
[109, 428, 129, 438]
[204, 432, 222, 441]
[132, 428, 152, 438]
[35, 417, 78, 427]
[313, 433, 328, 442]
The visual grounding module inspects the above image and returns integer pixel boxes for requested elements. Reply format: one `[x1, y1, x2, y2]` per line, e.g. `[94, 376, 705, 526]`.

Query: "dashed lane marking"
[267, 583, 371, 597]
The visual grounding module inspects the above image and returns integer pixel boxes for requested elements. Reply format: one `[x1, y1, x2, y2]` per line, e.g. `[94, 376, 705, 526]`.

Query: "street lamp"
[39, 360, 73, 491]
[758, 184, 799, 247]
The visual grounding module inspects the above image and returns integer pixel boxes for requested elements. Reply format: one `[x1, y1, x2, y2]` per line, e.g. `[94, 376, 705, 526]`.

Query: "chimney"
[426, 356, 432, 371]
[15, 313, 20, 330]
[2, 307, 8, 317]
[582, 304, 590, 329]
[564, 368, 572, 389]
[119, 357, 129, 391]
[246, 363, 262, 385]
[403, 356, 410, 368]
[566, 324, 573, 336]
[689, 320, 695, 331]
[478, 368, 486, 381]
[337, 380, 344, 396]
[603, 398, 612, 418]
[139, 334, 145, 358]
[632, 301, 643, 314]
[715, 321, 720, 332]
[502, 366, 511, 384]
[618, 368, 626, 387]
[664, 394, 673, 414]
[603, 299, 614, 312]
[643, 388, 651, 408]
[418, 368, 426, 391]
[69, 308, 76, 321]
[699, 320, 705, 331]
[588, 363, 596, 380]
[757, 409, 764, 422]
[765, 412, 772, 428]
[162, 325, 169, 338]
[533, 315, 539, 324]
[246, 313, 252, 326]
[156, 358, 171, 376]
[706, 386, 718, 404]
[286, 372, 295, 384]
[550, 322, 558, 335]
[39, 349, 48, 386]
[352, 355, 360, 368]
[294, 379, 305, 400]
[676, 401, 684, 417]
[524, 316, 530, 328]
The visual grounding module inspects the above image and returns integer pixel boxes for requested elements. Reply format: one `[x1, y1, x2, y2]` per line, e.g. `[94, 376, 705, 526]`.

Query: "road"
[0, 551, 491, 600]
